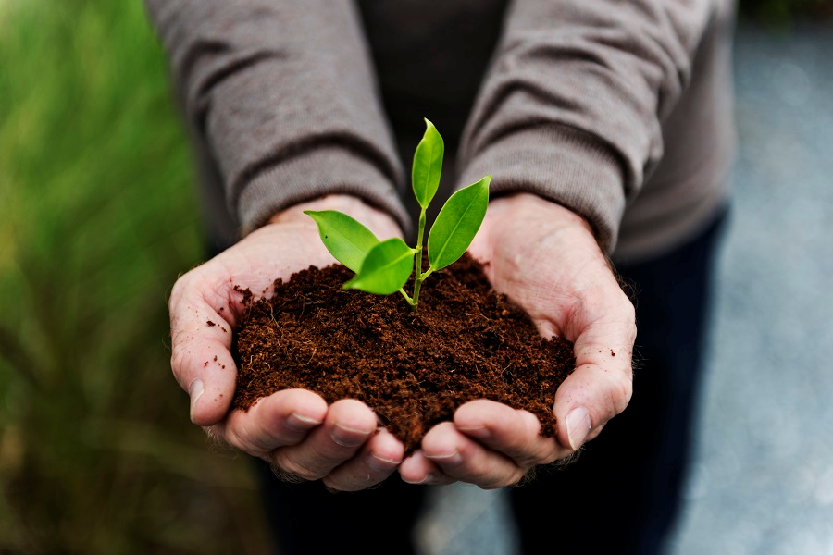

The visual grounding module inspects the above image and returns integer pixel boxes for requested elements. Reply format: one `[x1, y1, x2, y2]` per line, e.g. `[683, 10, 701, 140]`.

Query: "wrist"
[489, 193, 594, 236]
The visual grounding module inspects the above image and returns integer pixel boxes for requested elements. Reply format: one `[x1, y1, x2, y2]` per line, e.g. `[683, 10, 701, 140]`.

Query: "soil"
[231, 254, 575, 453]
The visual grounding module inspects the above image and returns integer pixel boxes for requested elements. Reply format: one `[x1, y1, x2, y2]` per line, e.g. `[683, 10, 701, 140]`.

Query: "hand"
[399, 193, 636, 488]
[168, 195, 407, 491]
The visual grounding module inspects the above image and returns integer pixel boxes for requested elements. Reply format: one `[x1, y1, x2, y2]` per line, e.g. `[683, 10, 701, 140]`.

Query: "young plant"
[305, 119, 490, 310]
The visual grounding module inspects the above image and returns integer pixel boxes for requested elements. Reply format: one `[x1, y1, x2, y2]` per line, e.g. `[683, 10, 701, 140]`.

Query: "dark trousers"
[252, 210, 726, 555]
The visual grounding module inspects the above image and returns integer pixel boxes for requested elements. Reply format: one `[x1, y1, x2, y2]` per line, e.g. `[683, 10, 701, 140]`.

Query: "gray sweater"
[146, 0, 735, 262]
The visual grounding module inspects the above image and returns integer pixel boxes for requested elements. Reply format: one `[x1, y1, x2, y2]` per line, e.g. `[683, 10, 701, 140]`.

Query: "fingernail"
[368, 453, 401, 472]
[189, 379, 205, 421]
[402, 473, 444, 486]
[286, 412, 323, 431]
[566, 406, 592, 450]
[331, 424, 372, 448]
[424, 451, 462, 464]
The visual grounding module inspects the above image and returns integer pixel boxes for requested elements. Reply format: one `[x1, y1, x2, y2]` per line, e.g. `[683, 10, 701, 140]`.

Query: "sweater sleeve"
[144, 0, 409, 234]
[456, 0, 719, 252]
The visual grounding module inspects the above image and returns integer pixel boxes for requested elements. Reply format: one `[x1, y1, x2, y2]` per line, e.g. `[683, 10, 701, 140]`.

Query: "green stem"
[399, 288, 415, 307]
[411, 208, 428, 310]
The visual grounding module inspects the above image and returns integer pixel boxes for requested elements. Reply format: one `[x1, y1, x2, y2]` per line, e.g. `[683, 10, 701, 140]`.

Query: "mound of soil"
[231, 254, 575, 453]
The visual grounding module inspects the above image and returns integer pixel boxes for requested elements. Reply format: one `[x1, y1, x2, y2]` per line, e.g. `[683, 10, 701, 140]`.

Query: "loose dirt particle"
[206, 320, 216, 327]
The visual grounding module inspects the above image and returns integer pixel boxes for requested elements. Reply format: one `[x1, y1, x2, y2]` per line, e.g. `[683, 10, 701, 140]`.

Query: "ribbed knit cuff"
[457, 126, 627, 253]
[237, 147, 411, 236]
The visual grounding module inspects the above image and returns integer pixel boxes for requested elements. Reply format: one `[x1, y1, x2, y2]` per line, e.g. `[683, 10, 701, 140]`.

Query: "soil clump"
[231, 254, 575, 453]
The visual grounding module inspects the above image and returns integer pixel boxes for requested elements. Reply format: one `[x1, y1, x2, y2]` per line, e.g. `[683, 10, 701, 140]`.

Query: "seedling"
[305, 119, 490, 310]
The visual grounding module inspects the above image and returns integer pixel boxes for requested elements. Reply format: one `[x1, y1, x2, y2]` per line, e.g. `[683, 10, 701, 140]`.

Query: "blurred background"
[0, 1, 830, 554]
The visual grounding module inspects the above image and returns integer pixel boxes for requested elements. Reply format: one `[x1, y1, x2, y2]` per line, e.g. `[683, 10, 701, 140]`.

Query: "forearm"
[457, 0, 721, 253]
[144, 0, 409, 234]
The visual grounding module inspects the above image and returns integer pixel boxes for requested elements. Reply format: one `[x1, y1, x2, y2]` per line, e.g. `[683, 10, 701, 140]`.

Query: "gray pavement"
[419, 22, 833, 555]
[671, 22, 833, 555]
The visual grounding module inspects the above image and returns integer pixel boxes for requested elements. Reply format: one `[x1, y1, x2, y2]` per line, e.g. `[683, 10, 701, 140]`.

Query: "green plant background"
[0, 0, 269, 553]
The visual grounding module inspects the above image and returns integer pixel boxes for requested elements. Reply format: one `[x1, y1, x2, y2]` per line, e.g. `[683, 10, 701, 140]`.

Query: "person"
[148, 0, 735, 553]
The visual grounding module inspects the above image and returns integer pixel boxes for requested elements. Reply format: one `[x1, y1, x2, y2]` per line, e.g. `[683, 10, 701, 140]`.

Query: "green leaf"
[344, 238, 415, 295]
[412, 118, 444, 209]
[428, 176, 491, 271]
[304, 210, 380, 272]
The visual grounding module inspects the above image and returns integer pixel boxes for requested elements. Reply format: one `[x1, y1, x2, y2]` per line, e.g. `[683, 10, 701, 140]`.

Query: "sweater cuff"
[237, 146, 410, 236]
[457, 126, 627, 253]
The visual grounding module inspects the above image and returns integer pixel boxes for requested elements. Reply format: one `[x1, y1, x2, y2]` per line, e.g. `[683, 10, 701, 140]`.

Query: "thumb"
[553, 294, 636, 450]
[169, 271, 238, 426]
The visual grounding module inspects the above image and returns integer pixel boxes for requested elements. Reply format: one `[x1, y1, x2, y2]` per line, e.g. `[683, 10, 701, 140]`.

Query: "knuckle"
[273, 452, 325, 481]
[479, 468, 523, 490]
[520, 410, 543, 439]
[505, 469, 528, 488]
[223, 425, 252, 453]
[169, 345, 190, 381]
[482, 476, 511, 490]
[224, 419, 281, 455]
[518, 439, 559, 468]
[607, 372, 633, 416]
[321, 476, 348, 492]
[169, 272, 195, 311]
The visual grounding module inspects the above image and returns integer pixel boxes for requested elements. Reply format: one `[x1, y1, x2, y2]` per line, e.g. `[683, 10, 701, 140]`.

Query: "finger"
[454, 401, 571, 466]
[554, 288, 636, 450]
[214, 389, 328, 456]
[169, 271, 239, 426]
[399, 451, 456, 486]
[322, 428, 404, 491]
[271, 399, 378, 481]
[419, 422, 526, 489]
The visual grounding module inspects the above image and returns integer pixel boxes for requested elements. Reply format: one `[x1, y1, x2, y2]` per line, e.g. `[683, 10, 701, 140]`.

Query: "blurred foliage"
[0, 0, 270, 553]
[740, 0, 833, 25]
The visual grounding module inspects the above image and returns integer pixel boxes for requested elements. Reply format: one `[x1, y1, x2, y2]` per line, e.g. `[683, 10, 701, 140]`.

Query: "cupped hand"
[168, 195, 406, 491]
[399, 193, 636, 488]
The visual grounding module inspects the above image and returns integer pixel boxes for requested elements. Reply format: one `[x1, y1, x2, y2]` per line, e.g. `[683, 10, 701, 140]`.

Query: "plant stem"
[411, 208, 428, 310]
[399, 288, 415, 307]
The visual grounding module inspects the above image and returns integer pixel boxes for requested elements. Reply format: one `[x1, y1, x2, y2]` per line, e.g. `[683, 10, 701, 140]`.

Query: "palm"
[469, 193, 635, 445]
[399, 193, 635, 488]
[168, 195, 407, 491]
[469, 197, 607, 342]
[193, 222, 338, 326]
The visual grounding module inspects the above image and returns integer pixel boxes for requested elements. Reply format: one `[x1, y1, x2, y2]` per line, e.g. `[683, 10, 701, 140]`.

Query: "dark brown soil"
[231, 254, 575, 453]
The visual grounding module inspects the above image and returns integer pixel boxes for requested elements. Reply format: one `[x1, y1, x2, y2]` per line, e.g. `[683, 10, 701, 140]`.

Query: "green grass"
[0, 1, 270, 552]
